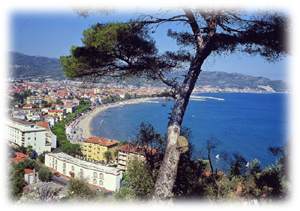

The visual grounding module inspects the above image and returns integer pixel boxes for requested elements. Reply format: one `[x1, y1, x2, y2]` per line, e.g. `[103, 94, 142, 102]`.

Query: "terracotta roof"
[48, 110, 64, 113]
[11, 152, 28, 164]
[24, 168, 34, 174]
[85, 136, 119, 147]
[118, 144, 144, 154]
[118, 144, 157, 155]
[36, 121, 50, 129]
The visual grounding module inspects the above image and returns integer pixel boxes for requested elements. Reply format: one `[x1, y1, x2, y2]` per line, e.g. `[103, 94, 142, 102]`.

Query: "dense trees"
[60, 9, 287, 199]
[67, 178, 97, 200]
[115, 159, 155, 200]
[51, 100, 91, 156]
[38, 166, 53, 182]
[115, 123, 287, 200]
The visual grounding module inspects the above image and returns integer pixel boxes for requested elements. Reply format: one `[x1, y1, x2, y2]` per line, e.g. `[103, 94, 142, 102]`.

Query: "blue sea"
[90, 93, 287, 168]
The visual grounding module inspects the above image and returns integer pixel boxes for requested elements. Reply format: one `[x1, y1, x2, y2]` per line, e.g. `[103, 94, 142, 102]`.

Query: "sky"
[10, 10, 288, 80]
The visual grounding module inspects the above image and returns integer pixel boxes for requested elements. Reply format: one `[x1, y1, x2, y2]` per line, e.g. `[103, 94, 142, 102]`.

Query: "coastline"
[76, 97, 165, 139]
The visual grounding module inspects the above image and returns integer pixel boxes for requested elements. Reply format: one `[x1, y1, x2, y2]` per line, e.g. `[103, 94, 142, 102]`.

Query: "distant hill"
[196, 71, 286, 92]
[9, 52, 65, 80]
[9, 52, 286, 92]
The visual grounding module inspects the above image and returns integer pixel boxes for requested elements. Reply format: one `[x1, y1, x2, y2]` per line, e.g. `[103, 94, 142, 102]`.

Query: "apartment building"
[7, 119, 55, 154]
[117, 144, 146, 171]
[80, 136, 119, 162]
[45, 152, 122, 192]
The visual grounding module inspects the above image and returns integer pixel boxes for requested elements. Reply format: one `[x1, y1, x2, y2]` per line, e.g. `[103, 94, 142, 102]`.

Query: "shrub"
[38, 166, 53, 182]
[68, 178, 96, 199]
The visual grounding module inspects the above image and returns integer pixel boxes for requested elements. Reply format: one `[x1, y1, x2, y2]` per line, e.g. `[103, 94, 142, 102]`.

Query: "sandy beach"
[76, 97, 163, 139]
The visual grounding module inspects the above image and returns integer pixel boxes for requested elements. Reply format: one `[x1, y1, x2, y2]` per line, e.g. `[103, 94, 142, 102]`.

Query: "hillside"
[9, 52, 65, 80]
[9, 52, 286, 92]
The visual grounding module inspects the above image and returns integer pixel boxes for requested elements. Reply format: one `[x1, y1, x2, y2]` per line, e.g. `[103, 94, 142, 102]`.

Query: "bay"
[90, 93, 287, 167]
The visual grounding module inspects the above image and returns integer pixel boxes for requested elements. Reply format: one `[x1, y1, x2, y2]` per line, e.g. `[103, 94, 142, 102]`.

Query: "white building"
[45, 152, 122, 192]
[7, 119, 55, 154]
[24, 168, 39, 185]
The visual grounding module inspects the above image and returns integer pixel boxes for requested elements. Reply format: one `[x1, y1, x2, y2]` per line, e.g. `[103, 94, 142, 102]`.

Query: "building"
[24, 168, 39, 185]
[45, 152, 122, 192]
[47, 110, 65, 121]
[7, 119, 56, 154]
[36, 121, 57, 149]
[80, 136, 119, 162]
[117, 144, 147, 171]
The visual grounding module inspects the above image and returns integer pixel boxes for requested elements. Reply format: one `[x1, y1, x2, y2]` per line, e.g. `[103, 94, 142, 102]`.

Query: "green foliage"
[10, 89, 32, 105]
[15, 145, 27, 154]
[249, 159, 261, 175]
[116, 159, 154, 200]
[103, 150, 112, 164]
[10, 158, 39, 199]
[10, 170, 26, 199]
[37, 152, 46, 164]
[255, 165, 285, 198]
[68, 178, 96, 200]
[229, 154, 247, 177]
[38, 166, 53, 182]
[114, 187, 136, 200]
[82, 23, 130, 50]
[14, 159, 39, 171]
[60, 22, 158, 79]
[51, 100, 90, 156]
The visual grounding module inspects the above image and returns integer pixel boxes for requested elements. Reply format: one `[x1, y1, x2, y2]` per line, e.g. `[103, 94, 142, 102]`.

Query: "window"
[99, 180, 103, 186]
[93, 178, 97, 184]
[80, 169, 84, 179]
[93, 172, 97, 178]
[63, 163, 66, 174]
[71, 166, 74, 171]
[99, 173, 103, 179]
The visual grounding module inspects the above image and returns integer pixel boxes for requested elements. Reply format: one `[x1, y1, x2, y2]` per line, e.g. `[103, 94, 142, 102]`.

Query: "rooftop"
[11, 152, 28, 164]
[7, 119, 47, 132]
[84, 136, 119, 147]
[46, 152, 121, 175]
[36, 121, 50, 129]
[24, 168, 34, 174]
[118, 143, 157, 155]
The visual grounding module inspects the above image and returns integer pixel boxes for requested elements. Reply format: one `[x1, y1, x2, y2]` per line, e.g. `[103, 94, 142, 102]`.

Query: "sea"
[90, 93, 288, 168]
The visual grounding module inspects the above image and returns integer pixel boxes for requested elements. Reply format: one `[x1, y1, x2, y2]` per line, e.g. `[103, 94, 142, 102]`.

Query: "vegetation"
[10, 90, 32, 106]
[38, 166, 53, 182]
[10, 158, 40, 199]
[67, 178, 96, 200]
[115, 159, 155, 200]
[103, 150, 112, 164]
[116, 123, 287, 201]
[51, 100, 91, 156]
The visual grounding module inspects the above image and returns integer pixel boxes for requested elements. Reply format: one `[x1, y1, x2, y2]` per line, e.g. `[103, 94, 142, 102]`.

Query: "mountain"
[196, 71, 286, 92]
[9, 52, 287, 92]
[9, 52, 65, 80]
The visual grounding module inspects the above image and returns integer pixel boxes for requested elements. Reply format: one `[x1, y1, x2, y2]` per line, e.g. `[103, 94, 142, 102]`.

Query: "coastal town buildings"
[117, 144, 147, 171]
[7, 119, 56, 154]
[24, 168, 39, 185]
[45, 152, 122, 192]
[36, 121, 57, 149]
[80, 136, 119, 162]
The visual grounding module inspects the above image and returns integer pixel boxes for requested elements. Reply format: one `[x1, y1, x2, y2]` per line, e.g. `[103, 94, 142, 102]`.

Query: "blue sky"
[10, 10, 288, 80]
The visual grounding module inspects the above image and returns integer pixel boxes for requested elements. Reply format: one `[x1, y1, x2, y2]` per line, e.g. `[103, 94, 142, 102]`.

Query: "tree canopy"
[61, 10, 287, 90]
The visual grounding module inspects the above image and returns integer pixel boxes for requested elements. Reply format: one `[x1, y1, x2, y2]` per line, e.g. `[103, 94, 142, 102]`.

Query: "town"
[7, 79, 169, 199]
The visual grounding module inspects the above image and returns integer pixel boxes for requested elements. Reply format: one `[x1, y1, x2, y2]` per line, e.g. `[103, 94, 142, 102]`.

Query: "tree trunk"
[152, 122, 182, 199]
[153, 55, 206, 199]
[152, 29, 216, 197]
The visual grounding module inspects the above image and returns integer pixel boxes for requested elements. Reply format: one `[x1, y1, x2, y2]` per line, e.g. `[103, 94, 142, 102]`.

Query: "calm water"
[91, 93, 287, 167]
